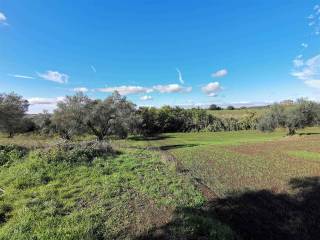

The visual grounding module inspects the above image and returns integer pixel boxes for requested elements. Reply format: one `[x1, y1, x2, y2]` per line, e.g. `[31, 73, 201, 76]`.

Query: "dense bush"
[0, 93, 29, 137]
[38, 141, 114, 164]
[0, 145, 28, 166]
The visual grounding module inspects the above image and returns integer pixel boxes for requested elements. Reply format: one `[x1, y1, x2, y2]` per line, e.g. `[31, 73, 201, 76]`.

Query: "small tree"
[226, 105, 235, 110]
[0, 93, 29, 137]
[257, 104, 286, 132]
[135, 107, 160, 136]
[33, 110, 53, 135]
[208, 104, 222, 110]
[85, 92, 136, 141]
[284, 99, 320, 135]
[52, 93, 91, 140]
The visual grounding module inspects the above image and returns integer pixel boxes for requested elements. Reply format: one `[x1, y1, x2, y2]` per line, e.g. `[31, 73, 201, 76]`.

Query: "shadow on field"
[129, 135, 175, 141]
[136, 176, 320, 240]
[298, 132, 320, 136]
[159, 144, 199, 151]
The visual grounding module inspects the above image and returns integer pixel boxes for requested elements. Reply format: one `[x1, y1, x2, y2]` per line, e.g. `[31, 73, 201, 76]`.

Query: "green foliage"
[258, 100, 320, 135]
[208, 104, 222, 110]
[32, 110, 53, 135]
[226, 105, 235, 110]
[37, 141, 114, 164]
[52, 92, 91, 140]
[0, 93, 29, 137]
[85, 91, 136, 140]
[0, 145, 27, 166]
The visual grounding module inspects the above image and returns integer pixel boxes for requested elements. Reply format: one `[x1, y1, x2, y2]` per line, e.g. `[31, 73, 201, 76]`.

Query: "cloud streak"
[37, 70, 69, 84]
[176, 68, 184, 84]
[91, 65, 96, 73]
[8, 74, 34, 79]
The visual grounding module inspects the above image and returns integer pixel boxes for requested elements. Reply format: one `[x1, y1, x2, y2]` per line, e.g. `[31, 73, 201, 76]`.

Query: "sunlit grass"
[287, 150, 320, 161]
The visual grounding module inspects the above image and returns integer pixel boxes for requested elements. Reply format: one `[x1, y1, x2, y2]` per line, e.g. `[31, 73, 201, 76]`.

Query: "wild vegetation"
[1, 91, 320, 239]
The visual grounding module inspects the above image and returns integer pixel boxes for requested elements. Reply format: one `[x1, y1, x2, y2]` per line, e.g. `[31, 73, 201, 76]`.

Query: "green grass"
[1, 127, 320, 239]
[0, 141, 233, 239]
[207, 107, 266, 119]
[137, 127, 320, 197]
[287, 150, 320, 161]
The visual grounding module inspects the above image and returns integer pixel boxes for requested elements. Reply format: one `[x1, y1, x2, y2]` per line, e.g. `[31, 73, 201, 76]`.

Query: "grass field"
[1, 128, 320, 239]
[126, 127, 320, 239]
[132, 128, 320, 196]
[207, 107, 267, 119]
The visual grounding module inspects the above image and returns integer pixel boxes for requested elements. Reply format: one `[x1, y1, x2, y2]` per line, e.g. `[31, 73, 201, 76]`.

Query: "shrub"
[205, 117, 225, 132]
[38, 141, 115, 164]
[0, 145, 28, 166]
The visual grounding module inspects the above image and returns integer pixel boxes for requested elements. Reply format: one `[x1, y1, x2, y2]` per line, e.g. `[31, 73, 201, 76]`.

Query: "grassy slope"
[0, 138, 233, 239]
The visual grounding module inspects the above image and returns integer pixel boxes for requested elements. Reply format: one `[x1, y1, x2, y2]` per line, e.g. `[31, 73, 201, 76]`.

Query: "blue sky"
[1, 0, 320, 113]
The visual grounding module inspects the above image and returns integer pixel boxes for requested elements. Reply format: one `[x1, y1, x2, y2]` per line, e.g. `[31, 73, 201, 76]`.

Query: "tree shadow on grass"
[136, 176, 320, 240]
[129, 135, 175, 141]
[298, 132, 320, 136]
[159, 144, 199, 151]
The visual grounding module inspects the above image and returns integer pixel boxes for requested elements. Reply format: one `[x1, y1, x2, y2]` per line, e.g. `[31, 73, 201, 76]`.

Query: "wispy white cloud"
[211, 69, 228, 78]
[37, 70, 69, 84]
[97, 85, 153, 95]
[140, 95, 153, 101]
[308, 5, 320, 35]
[0, 12, 7, 25]
[97, 83, 193, 95]
[293, 55, 304, 68]
[91, 65, 96, 73]
[202, 82, 222, 96]
[153, 84, 192, 93]
[301, 43, 308, 48]
[291, 54, 320, 89]
[176, 68, 184, 84]
[8, 74, 34, 79]
[73, 87, 88, 92]
[28, 97, 65, 105]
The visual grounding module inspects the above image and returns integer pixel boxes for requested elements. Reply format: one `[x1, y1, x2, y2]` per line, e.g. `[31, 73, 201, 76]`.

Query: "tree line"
[1, 92, 320, 139]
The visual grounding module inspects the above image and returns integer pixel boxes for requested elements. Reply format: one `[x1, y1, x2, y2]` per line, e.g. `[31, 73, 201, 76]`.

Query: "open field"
[1, 128, 320, 239]
[126, 127, 320, 239]
[137, 128, 320, 196]
[207, 107, 267, 119]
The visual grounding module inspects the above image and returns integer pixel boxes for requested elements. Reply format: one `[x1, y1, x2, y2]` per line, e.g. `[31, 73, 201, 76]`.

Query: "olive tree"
[85, 92, 136, 140]
[52, 93, 91, 140]
[285, 99, 320, 135]
[257, 104, 286, 132]
[0, 93, 29, 137]
[258, 100, 320, 135]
